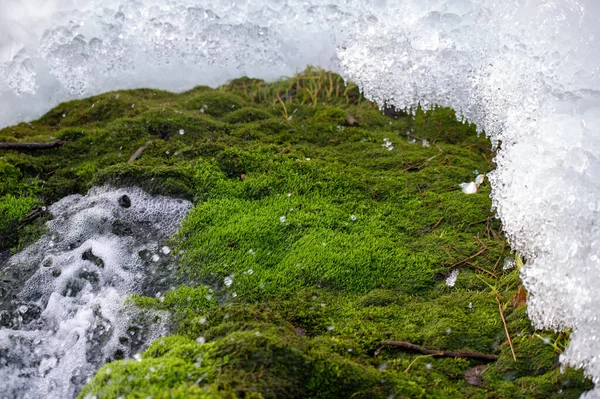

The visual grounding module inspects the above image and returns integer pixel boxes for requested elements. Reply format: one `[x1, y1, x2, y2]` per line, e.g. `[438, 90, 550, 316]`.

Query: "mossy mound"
[0, 68, 592, 398]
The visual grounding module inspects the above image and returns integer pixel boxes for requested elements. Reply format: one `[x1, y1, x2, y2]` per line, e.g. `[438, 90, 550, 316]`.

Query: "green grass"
[0, 68, 592, 398]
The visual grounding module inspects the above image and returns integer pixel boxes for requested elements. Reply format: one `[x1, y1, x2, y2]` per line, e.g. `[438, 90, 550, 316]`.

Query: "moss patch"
[0, 68, 592, 398]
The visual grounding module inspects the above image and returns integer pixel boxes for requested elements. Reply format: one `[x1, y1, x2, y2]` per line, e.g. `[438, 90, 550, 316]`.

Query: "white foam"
[0, 186, 191, 398]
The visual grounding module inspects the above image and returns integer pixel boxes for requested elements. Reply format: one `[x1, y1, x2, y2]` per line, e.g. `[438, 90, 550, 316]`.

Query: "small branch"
[467, 216, 494, 228]
[16, 206, 50, 229]
[465, 261, 498, 278]
[0, 140, 65, 150]
[447, 246, 488, 269]
[431, 217, 444, 231]
[128, 140, 154, 163]
[378, 341, 499, 362]
[493, 244, 506, 272]
[405, 354, 437, 373]
[402, 153, 441, 172]
[496, 296, 517, 362]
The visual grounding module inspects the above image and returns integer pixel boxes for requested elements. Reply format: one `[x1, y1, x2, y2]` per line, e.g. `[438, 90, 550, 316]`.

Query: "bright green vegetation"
[0, 68, 592, 398]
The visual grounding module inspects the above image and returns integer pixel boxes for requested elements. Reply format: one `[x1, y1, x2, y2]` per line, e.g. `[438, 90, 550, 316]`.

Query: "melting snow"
[446, 269, 460, 287]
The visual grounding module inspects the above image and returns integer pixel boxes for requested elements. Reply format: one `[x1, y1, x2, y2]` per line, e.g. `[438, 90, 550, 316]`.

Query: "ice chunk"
[446, 269, 460, 287]
[459, 181, 477, 194]
[460, 174, 485, 194]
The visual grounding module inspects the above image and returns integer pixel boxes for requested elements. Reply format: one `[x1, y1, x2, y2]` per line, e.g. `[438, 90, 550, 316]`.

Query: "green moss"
[0, 194, 38, 248]
[222, 107, 273, 124]
[1, 68, 592, 398]
[182, 91, 247, 118]
[313, 107, 348, 125]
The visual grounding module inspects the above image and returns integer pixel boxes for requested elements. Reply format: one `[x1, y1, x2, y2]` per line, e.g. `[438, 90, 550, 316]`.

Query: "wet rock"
[118, 195, 131, 208]
[82, 248, 105, 268]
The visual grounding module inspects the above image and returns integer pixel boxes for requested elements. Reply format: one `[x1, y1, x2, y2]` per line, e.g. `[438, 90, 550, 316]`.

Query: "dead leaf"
[347, 114, 358, 126]
[464, 365, 486, 387]
[511, 285, 527, 308]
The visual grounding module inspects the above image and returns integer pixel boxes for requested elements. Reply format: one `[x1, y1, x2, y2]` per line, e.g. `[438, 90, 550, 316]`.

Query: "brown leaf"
[464, 365, 486, 387]
[511, 285, 527, 308]
[347, 114, 358, 126]
[240, 173, 246, 181]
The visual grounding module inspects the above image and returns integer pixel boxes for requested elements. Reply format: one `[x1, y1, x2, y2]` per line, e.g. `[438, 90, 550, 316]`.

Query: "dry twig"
[376, 341, 499, 362]
[128, 140, 154, 163]
[496, 295, 517, 361]
[0, 140, 65, 150]
[447, 246, 488, 269]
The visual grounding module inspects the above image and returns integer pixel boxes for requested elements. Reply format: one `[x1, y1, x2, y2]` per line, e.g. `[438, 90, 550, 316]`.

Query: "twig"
[496, 296, 517, 362]
[128, 140, 154, 163]
[448, 246, 488, 269]
[467, 217, 494, 228]
[0, 140, 65, 150]
[405, 354, 437, 373]
[441, 246, 454, 259]
[493, 244, 506, 272]
[465, 262, 497, 278]
[431, 217, 444, 231]
[402, 154, 440, 172]
[16, 207, 50, 229]
[378, 341, 499, 362]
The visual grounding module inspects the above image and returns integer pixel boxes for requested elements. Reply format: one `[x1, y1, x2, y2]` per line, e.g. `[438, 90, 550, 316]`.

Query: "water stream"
[0, 186, 190, 398]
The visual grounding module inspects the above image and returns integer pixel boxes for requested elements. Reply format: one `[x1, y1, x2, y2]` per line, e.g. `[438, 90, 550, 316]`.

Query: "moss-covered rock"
[0, 68, 592, 398]
[182, 91, 247, 118]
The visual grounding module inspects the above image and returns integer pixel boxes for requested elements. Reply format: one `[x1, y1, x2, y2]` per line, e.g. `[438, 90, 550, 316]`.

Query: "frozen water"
[1, 0, 599, 395]
[459, 181, 477, 195]
[460, 174, 485, 194]
[0, 0, 365, 128]
[446, 269, 460, 287]
[0, 186, 191, 398]
[338, 2, 600, 394]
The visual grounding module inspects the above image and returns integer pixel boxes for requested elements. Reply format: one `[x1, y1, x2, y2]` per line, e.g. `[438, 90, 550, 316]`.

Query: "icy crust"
[0, 186, 191, 398]
[0, 0, 373, 128]
[339, 0, 600, 395]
